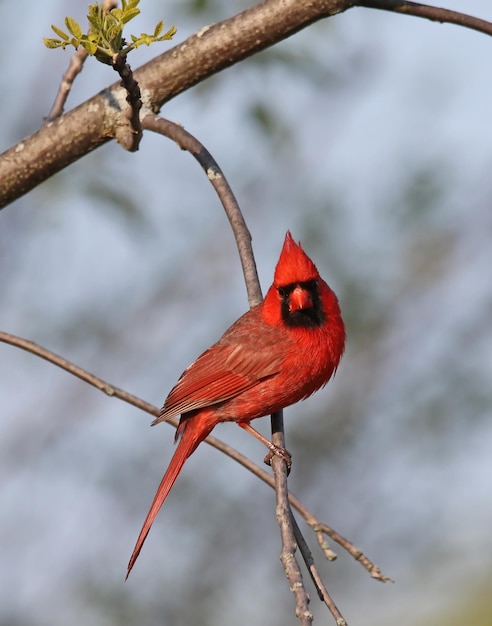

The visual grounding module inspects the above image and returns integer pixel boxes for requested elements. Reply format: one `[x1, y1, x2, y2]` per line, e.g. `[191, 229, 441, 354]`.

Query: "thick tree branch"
[0, 0, 349, 209]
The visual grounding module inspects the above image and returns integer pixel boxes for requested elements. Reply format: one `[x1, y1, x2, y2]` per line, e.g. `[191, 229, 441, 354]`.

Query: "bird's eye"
[277, 287, 287, 298]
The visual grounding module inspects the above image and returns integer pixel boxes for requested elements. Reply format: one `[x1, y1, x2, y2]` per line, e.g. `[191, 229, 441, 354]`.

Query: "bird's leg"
[238, 422, 292, 471]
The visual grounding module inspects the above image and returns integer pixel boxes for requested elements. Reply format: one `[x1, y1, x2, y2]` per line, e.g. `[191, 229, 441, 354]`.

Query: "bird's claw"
[264, 445, 292, 475]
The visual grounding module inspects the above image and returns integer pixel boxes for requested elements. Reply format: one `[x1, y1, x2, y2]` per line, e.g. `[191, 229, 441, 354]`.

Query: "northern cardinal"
[127, 231, 345, 577]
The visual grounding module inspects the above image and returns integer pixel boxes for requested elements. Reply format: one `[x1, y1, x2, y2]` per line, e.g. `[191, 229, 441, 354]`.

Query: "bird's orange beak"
[288, 285, 313, 312]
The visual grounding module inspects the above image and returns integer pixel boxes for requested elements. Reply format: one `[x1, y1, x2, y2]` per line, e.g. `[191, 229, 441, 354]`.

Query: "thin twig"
[0, 331, 156, 417]
[45, 47, 89, 122]
[314, 522, 393, 583]
[270, 406, 315, 622]
[0, 330, 391, 584]
[272, 453, 312, 625]
[357, 0, 492, 37]
[292, 514, 348, 625]
[141, 114, 263, 308]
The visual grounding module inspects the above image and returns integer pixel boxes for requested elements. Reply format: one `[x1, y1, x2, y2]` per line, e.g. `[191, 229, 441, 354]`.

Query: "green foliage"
[43, 0, 176, 63]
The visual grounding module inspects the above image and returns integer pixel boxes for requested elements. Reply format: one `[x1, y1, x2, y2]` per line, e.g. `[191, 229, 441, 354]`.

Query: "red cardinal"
[126, 231, 345, 577]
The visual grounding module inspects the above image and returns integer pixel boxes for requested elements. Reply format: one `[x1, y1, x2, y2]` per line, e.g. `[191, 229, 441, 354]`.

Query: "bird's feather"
[155, 332, 284, 423]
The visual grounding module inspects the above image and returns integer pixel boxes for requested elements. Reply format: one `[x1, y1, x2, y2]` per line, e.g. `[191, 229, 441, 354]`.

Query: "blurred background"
[1, 1, 491, 624]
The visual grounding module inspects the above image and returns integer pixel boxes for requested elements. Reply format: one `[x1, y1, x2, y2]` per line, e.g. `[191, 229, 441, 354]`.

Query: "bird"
[126, 231, 345, 577]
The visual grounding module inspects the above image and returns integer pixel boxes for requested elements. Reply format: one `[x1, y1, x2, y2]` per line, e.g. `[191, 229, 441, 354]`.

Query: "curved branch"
[141, 115, 262, 308]
[141, 115, 311, 619]
[0, 330, 391, 583]
[357, 0, 492, 36]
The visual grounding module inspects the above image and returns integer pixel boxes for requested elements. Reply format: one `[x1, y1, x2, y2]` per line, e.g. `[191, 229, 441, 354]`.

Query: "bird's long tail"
[126, 413, 214, 578]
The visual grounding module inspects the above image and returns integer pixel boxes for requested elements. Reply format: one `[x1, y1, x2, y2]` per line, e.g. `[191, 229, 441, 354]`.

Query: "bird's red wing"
[157, 341, 283, 422]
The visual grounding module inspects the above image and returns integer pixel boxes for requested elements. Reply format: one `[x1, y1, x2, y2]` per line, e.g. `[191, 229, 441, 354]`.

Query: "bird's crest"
[274, 231, 319, 286]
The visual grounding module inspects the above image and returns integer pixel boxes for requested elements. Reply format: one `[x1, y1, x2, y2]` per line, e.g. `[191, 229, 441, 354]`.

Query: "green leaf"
[153, 20, 163, 38]
[65, 16, 83, 39]
[120, 8, 140, 24]
[51, 24, 69, 41]
[124, 0, 140, 11]
[87, 7, 102, 33]
[157, 24, 177, 41]
[110, 8, 124, 21]
[129, 35, 145, 48]
[105, 12, 119, 29]
[80, 38, 98, 55]
[46, 1, 175, 60]
[43, 37, 63, 49]
[105, 20, 122, 46]
[87, 2, 100, 17]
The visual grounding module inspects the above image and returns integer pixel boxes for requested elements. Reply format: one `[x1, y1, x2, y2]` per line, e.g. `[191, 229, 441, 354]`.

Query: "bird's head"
[262, 231, 333, 329]
[273, 231, 319, 287]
